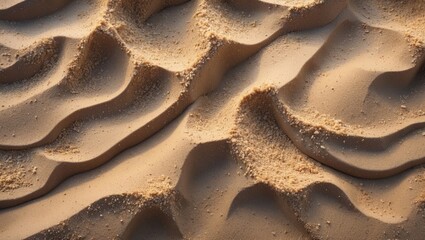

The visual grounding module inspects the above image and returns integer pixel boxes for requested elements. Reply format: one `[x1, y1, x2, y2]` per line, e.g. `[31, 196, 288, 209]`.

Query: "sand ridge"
[1, 0, 425, 239]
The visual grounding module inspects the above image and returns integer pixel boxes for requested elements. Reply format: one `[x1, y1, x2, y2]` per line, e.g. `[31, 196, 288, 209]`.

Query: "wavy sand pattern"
[1, 0, 425, 239]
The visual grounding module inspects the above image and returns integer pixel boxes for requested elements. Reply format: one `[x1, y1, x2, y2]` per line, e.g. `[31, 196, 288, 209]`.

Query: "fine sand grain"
[1, 0, 425, 239]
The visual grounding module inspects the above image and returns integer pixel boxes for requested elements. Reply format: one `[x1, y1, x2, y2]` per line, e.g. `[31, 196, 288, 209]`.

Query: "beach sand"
[1, 0, 425, 239]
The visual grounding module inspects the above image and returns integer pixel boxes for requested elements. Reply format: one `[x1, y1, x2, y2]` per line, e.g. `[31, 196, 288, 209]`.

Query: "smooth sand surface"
[1, 0, 425, 239]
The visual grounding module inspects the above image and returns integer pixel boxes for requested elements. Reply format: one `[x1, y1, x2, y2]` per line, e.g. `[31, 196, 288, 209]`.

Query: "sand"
[1, 0, 425, 239]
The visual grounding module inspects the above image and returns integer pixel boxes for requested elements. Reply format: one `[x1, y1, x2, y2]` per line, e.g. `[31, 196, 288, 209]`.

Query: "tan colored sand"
[1, 0, 425, 239]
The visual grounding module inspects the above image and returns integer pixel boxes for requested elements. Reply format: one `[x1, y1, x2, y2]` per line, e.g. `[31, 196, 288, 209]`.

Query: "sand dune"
[1, 0, 425, 239]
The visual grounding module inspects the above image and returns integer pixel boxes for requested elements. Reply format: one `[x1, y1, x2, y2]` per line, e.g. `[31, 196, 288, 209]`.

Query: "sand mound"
[1, 0, 425, 239]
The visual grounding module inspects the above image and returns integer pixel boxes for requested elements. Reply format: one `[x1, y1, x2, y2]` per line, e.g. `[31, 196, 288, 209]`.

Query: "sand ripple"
[1, 0, 425, 239]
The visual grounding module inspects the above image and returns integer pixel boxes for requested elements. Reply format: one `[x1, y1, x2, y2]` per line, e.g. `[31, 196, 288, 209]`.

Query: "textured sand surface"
[1, 0, 425, 239]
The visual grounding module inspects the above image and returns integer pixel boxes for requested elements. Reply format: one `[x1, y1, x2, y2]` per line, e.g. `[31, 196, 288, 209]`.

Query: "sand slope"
[1, 0, 425, 239]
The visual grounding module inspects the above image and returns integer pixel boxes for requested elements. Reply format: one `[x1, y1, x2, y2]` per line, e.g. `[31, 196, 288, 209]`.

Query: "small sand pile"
[64, 24, 129, 93]
[176, 34, 225, 89]
[44, 122, 82, 155]
[108, 0, 165, 26]
[286, 107, 352, 135]
[19, 38, 58, 67]
[286, 0, 324, 11]
[405, 34, 425, 64]
[0, 153, 32, 192]
[230, 87, 324, 193]
[143, 175, 173, 199]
